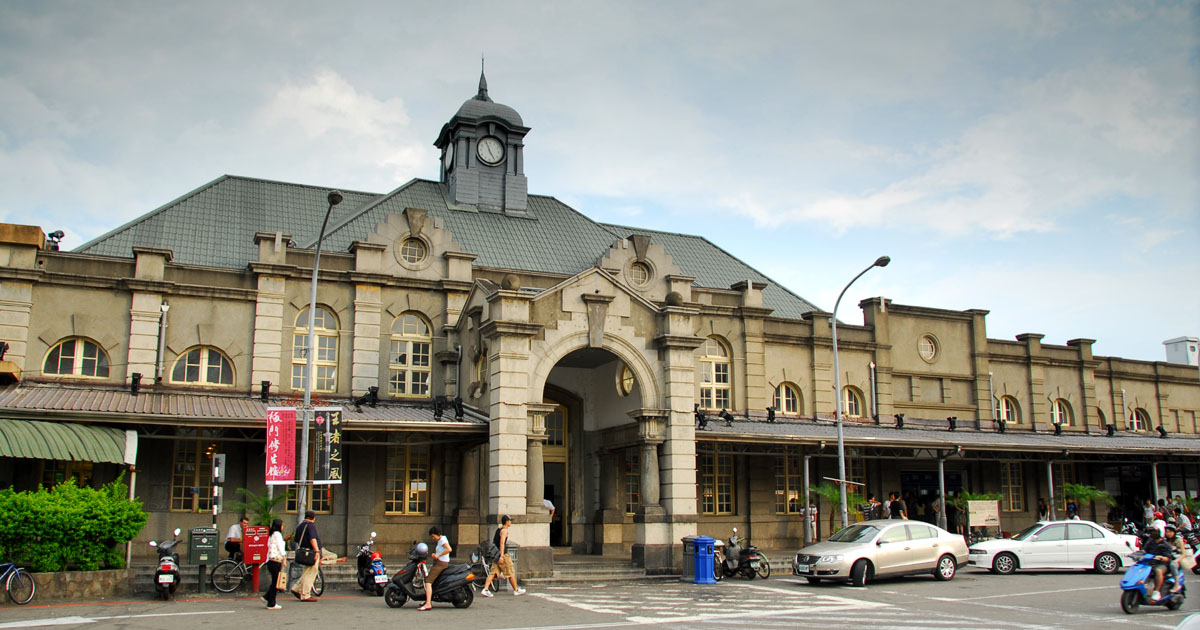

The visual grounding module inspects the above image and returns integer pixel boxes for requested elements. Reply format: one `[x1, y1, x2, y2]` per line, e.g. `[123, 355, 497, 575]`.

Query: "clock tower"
[435, 70, 530, 214]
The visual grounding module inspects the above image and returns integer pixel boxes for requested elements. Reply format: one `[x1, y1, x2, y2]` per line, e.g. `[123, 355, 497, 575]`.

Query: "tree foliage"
[227, 487, 288, 526]
[1062, 483, 1117, 508]
[0, 473, 148, 572]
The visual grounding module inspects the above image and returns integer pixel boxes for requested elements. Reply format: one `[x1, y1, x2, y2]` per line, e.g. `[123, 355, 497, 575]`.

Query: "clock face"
[443, 143, 455, 172]
[477, 136, 504, 165]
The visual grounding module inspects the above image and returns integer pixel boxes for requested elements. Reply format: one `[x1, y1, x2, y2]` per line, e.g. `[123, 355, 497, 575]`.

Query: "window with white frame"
[170, 346, 234, 386]
[292, 306, 338, 392]
[999, 396, 1021, 424]
[1051, 398, 1073, 427]
[999, 462, 1025, 512]
[842, 386, 865, 417]
[775, 449, 803, 514]
[624, 447, 640, 515]
[388, 312, 431, 398]
[773, 382, 801, 414]
[698, 337, 731, 410]
[384, 445, 429, 514]
[43, 337, 110, 378]
[1131, 408, 1151, 431]
[170, 431, 217, 512]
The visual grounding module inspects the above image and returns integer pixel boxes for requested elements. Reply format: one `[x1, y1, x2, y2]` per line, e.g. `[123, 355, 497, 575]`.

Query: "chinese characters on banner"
[265, 407, 296, 485]
[314, 407, 343, 485]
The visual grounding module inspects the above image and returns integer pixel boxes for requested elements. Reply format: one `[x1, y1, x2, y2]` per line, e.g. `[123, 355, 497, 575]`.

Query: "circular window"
[917, 335, 939, 362]
[399, 238, 427, 264]
[628, 261, 651, 286]
[617, 364, 635, 396]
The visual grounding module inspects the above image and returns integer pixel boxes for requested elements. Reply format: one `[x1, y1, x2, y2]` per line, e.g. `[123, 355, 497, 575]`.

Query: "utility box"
[680, 536, 697, 582]
[243, 525, 269, 564]
[188, 526, 219, 565]
[693, 535, 716, 585]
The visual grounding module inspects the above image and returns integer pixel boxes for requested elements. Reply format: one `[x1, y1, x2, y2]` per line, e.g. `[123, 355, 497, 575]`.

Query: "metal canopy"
[0, 419, 131, 464]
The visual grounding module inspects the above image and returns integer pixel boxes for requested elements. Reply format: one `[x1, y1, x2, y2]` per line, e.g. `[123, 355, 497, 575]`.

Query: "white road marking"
[0, 611, 234, 629]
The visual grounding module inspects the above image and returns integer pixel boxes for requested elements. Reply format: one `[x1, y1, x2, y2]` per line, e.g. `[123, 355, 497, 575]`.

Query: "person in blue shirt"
[418, 527, 452, 611]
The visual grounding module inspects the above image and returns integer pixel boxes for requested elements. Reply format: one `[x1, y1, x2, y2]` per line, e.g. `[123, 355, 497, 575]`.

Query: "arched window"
[388, 312, 431, 398]
[999, 396, 1021, 424]
[170, 346, 234, 385]
[43, 337, 110, 378]
[842, 386, 865, 417]
[1131, 408, 1151, 431]
[773, 382, 802, 414]
[1051, 399, 1073, 426]
[1097, 408, 1106, 427]
[292, 306, 338, 393]
[698, 336, 731, 410]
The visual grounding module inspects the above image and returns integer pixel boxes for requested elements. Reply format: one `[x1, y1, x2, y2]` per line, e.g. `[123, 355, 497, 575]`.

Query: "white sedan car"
[968, 520, 1139, 575]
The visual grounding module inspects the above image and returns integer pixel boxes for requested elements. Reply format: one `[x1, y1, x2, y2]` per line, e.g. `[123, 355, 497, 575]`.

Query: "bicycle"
[212, 556, 323, 596]
[1, 561, 36, 605]
[285, 557, 325, 597]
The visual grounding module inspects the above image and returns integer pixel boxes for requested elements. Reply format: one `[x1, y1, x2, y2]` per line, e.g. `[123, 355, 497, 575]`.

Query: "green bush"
[0, 473, 147, 572]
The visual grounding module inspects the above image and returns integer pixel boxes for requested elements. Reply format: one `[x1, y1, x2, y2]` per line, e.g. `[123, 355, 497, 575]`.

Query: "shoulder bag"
[294, 522, 317, 566]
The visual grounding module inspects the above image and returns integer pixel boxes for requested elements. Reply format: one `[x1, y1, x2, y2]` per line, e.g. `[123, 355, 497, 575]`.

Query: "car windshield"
[1010, 524, 1042, 541]
[828, 525, 881, 543]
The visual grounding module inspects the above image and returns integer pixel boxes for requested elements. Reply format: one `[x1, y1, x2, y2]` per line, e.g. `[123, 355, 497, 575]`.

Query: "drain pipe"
[455, 345, 463, 399]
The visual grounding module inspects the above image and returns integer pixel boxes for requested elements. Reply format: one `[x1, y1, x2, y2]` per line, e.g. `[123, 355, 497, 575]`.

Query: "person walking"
[291, 510, 321, 602]
[263, 518, 286, 610]
[480, 515, 525, 597]
[418, 527, 452, 611]
[888, 492, 907, 520]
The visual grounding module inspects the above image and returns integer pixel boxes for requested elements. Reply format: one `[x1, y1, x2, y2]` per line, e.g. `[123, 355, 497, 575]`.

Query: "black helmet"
[1165, 522, 1178, 533]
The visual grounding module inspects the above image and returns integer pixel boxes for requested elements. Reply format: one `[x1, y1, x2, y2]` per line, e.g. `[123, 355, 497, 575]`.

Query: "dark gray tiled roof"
[699, 416, 1200, 456]
[75, 176, 380, 267]
[603, 224, 819, 320]
[74, 176, 823, 319]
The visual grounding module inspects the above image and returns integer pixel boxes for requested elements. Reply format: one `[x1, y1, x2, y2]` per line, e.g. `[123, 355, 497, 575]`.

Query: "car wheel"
[992, 552, 1017, 575]
[805, 577, 821, 585]
[934, 554, 957, 581]
[1094, 552, 1120, 575]
[1119, 589, 1140, 614]
[850, 560, 870, 587]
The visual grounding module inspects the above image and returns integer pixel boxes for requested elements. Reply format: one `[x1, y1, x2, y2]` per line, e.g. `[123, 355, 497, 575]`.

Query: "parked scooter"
[1119, 551, 1186, 613]
[149, 528, 183, 601]
[1179, 527, 1200, 575]
[714, 528, 770, 580]
[383, 542, 476, 609]
[355, 532, 387, 596]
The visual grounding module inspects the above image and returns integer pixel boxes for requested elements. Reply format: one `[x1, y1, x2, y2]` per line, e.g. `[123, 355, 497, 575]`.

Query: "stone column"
[1068, 339, 1098, 432]
[629, 408, 670, 571]
[454, 446, 481, 546]
[250, 233, 292, 395]
[861, 298, 894, 421]
[526, 403, 554, 514]
[127, 247, 172, 384]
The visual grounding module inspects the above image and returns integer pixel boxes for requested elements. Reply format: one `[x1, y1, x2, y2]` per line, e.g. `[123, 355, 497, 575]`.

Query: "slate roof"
[697, 416, 1200, 456]
[0, 382, 488, 431]
[73, 176, 822, 319]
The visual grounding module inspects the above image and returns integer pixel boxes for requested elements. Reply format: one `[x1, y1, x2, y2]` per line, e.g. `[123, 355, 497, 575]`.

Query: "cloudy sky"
[1, 1, 1196, 362]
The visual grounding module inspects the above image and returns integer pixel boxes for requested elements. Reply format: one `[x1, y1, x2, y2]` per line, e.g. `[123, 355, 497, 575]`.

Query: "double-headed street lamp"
[297, 190, 344, 522]
[833, 255, 890, 529]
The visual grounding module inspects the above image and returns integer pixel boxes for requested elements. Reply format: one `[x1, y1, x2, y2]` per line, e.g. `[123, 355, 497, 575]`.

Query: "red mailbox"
[244, 525, 269, 564]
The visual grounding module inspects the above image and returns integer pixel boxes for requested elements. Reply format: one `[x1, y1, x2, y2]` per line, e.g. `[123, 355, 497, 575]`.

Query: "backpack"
[482, 540, 501, 564]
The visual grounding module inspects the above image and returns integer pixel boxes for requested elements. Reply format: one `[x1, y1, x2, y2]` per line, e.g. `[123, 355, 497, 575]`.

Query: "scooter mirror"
[732, 527, 738, 533]
[173, 528, 182, 537]
[149, 541, 158, 547]
[371, 531, 377, 539]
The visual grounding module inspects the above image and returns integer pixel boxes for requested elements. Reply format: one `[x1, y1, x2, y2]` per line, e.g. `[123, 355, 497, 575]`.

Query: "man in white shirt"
[225, 516, 248, 559]
[418, 527, 452, 611]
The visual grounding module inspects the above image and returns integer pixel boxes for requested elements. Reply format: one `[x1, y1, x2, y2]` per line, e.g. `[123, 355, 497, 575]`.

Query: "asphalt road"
[0, 568, 1195, 629]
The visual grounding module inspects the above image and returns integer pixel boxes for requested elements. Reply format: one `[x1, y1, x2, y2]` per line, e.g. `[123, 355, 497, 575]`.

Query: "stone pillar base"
[632, 544, 676, 574]
[453, 507, 481, 547]
[593, 508, 626, 557]
[514, 545, 554, 578]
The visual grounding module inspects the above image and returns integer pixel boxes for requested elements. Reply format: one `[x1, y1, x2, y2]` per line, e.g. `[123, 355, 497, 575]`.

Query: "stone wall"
[1, 569, 137, 604]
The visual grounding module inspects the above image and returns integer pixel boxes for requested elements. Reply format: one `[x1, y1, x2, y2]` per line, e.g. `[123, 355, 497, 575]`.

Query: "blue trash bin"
[693, 536, 716, 585]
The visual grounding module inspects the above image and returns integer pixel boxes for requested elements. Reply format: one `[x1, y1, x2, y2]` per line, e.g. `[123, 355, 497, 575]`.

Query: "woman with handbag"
[264, 518, 286, 610]
[290, 510, 321, 602]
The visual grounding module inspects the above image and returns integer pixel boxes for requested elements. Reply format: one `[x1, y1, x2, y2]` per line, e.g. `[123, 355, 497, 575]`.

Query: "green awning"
[0, 419, 131, 464]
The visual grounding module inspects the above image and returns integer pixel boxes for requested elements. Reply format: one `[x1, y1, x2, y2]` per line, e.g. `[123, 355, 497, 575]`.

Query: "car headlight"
[817, 555, 842, 564]
[968, 549, 986, 555]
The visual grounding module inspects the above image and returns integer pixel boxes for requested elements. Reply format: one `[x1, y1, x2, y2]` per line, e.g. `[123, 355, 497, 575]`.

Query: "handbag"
[294, 522, 317, 566]
[275, 569, 289, 590]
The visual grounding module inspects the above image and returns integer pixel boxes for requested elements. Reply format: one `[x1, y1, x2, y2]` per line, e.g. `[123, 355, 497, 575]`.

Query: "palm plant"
[1062, 483, 1115, 519]
[227, 487, 288, 526]
[808, 482, 864, 536]
[948, 491, 1002, 532]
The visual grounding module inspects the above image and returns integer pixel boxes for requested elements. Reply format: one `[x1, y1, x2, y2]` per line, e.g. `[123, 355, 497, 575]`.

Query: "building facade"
[1, 75, 1198, 575]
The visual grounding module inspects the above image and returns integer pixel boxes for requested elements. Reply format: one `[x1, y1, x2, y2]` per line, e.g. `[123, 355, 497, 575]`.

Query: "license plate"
[158, 574, 174, 584]
[374, 575, 388, 583]
[749, 560, 759, 567]
[796, 564, 810, 573]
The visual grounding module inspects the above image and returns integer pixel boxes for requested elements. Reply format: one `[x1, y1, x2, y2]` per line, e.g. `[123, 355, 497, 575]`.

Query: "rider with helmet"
[1150, 511, 1167, 537]
[1143, 526, 1178, 601]
[1165, 522, 1187, 594]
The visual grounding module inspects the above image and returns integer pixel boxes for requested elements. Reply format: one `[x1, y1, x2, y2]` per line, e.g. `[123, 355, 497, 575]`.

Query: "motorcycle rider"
[1165, 523, 1187, 593]
[1150, 511, 1167, 537]
[418, 527, 451, 611]
[1143, 526, 1177, 602]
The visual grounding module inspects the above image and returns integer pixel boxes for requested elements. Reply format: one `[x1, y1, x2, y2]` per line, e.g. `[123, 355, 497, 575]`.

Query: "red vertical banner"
[265, 407, 296, 485]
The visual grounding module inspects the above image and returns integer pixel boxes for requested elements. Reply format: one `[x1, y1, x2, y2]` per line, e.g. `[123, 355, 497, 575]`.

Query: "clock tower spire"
[435, 71, 529, 214]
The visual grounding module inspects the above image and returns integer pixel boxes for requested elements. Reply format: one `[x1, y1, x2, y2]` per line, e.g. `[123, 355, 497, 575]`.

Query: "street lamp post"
[297, 190, 343, 523]
[832, 255, 890, 529]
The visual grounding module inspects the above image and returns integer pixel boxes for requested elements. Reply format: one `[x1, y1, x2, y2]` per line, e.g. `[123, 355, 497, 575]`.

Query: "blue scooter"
[1120, 551, 1186, 613]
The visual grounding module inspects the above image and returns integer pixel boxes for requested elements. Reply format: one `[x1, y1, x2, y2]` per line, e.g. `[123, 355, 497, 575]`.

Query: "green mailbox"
[188, 526, 219, 565]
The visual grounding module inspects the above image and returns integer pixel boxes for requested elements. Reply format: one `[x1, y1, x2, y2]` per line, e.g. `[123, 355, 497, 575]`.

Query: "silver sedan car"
[792, 519, 969, 587]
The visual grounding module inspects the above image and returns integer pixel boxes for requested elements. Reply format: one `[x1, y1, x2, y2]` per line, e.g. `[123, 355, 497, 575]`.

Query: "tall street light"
[833, 255, 890, 529]
[297, 190, 343, 522]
